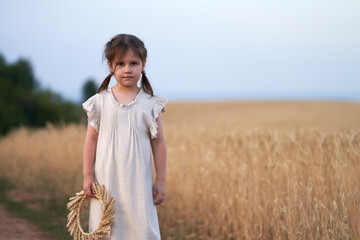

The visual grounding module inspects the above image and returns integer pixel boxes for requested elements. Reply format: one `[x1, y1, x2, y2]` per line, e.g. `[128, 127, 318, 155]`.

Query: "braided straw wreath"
[66, 180, 116, 240]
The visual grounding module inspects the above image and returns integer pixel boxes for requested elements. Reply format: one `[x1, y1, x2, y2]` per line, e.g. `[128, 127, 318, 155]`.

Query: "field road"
[0, 204, 52, 240]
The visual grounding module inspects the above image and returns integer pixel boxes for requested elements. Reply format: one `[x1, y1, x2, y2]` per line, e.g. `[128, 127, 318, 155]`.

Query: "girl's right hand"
[83, 175, 96, 198]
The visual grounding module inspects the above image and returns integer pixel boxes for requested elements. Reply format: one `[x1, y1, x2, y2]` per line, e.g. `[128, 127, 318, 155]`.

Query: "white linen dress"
[82, 87, 168, 240]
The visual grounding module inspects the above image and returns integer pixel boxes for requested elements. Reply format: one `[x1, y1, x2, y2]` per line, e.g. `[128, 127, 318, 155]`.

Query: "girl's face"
[108, 50, 145, 89]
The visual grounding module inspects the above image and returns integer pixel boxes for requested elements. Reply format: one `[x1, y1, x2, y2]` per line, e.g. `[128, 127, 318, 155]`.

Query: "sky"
[0, 0, 359, 103]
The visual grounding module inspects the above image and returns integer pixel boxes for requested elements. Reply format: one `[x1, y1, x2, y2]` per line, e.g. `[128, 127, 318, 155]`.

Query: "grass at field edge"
[0, 178, 72, 240]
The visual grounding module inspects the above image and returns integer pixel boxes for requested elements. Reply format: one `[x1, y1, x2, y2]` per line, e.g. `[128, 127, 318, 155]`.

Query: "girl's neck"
[112, 85, 140, 94]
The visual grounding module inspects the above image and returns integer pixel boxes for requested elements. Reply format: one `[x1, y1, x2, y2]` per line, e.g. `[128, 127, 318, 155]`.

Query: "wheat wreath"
[66, 180, 116, 240]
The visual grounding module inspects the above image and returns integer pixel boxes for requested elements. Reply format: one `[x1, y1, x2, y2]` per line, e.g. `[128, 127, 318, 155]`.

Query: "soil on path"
[0, 204, 52, 240]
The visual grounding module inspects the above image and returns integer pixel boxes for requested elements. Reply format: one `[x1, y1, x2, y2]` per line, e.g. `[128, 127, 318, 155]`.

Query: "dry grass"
[0, 101, 359, 239]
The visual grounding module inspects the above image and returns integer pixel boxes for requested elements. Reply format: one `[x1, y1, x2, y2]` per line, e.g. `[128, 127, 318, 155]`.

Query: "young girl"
[82, 34, 167, 239]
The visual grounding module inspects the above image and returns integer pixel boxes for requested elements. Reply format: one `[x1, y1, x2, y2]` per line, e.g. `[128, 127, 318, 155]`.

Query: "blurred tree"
[82, 78, 98, 102]
[0, 53, 83, 136]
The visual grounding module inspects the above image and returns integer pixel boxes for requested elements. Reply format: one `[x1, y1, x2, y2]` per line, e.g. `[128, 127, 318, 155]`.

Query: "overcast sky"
[1, 0, 359, 102]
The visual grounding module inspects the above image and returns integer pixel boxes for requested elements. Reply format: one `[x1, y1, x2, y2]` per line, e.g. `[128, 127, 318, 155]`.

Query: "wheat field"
[0, 101, 359, 239]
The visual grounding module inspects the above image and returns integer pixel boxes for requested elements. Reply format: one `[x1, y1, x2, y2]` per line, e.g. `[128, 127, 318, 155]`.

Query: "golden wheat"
[66, 180, 116, 240]
[0, 101, 359, 239]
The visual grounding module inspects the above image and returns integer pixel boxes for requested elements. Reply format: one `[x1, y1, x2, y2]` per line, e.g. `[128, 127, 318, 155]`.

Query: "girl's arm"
[150, 112, 167, 205]
[83, 123, 98, 197]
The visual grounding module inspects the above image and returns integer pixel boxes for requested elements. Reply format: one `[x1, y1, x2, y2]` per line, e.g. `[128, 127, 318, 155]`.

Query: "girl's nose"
[124, 65, 132, 73]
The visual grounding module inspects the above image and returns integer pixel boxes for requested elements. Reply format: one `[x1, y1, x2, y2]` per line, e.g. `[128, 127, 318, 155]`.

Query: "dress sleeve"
[150, 96, 168, 139]
[82, 95, 100, 133]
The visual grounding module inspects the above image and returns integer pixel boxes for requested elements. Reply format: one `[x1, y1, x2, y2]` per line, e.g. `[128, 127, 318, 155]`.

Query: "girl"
[82, 34, 167, 239]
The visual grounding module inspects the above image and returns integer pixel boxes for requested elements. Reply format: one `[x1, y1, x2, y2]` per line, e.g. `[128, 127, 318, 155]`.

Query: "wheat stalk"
[66, 180, 116, 240]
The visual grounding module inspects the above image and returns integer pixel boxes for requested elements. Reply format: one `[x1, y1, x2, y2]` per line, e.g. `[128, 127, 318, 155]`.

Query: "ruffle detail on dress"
[109, 87, 142, 108]
[150, 120, 159, 140]
[150, 96, 168, 139]
[82, 95, 100, 133]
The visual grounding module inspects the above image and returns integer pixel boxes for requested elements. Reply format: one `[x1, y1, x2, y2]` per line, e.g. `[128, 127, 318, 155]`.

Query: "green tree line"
[0, 54, 97, 136]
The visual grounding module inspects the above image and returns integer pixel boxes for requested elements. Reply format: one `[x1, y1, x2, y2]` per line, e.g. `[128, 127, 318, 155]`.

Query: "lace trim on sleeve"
[82, 95, 100, 133]
[150, 96, 168, 139]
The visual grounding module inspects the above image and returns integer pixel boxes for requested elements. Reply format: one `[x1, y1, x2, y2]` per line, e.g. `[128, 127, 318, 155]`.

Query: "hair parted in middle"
[97, 34, 154, 96]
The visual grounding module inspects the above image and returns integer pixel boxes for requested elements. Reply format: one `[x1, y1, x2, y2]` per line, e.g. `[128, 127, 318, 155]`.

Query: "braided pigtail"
[141, 71, 154, 97]
[98, 72, 114, 93]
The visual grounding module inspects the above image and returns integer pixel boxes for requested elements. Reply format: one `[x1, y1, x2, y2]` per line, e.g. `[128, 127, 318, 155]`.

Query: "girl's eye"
[131, 62, 138, 66]
[117, 62, 124, 66]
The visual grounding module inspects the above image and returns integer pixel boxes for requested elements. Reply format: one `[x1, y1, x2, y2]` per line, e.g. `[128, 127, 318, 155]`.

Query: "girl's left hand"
[153, 180, 165, 205]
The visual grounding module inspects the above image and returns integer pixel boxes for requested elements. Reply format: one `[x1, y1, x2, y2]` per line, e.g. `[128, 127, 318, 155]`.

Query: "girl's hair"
[97, 34, 154, 96]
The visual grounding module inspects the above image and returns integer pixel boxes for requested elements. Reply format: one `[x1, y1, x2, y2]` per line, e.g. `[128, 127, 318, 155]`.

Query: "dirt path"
[0, 204, 52, 240]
